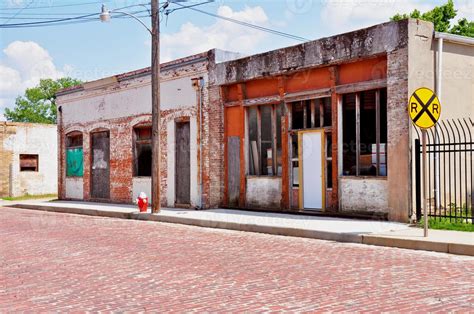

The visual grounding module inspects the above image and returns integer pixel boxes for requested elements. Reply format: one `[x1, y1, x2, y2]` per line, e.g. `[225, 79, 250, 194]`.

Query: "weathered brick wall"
[205, 85, 225, 208]
[387, 46, 410, 222]
[57, 51, 226, 208]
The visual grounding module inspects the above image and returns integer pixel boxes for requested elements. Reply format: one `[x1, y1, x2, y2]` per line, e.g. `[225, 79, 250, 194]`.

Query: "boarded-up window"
[134, 126, 152, 177]
[247, 104, 282, 176]
[20, 154, 38, 172]
[66, 132, 83, 177]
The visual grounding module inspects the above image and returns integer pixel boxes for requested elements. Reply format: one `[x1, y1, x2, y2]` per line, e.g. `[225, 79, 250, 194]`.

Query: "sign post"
[408, 87, 441, 237]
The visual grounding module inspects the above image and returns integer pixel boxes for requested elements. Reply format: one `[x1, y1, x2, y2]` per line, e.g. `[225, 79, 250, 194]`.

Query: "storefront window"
[290, 97, 331, 130]
[247, 104, 282, 176]
[342, 88, 387, 177]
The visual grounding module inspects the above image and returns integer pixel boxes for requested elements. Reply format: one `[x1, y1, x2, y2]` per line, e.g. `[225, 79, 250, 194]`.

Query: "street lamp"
[100, 2, 161, 213]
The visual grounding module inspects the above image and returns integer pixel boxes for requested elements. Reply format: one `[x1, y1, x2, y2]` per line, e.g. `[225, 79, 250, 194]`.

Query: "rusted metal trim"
[335, 79, 387, 94]
[284, 88, 331, 103]
[242, 95, 281, 107]
[224, 100, 241, 107]
[355, 93, 361, 176]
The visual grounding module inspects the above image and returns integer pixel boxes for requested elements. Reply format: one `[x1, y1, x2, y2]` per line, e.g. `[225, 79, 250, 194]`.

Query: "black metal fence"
[414, 118, 473, 223]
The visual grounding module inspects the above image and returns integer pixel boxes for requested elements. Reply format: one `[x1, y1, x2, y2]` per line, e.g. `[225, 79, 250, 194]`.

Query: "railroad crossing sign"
[409, 87, 441, 129]
[409, 87, 442, 238]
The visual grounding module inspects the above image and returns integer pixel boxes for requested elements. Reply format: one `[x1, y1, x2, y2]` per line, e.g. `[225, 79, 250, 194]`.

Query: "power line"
[0, 0, 113, 11]
[169, 2, 309, 42]
[0, 11, 151, 28]
[1, 0, 35, 24]
[0, 1, 310, 42]
[0, 3, 150, 28]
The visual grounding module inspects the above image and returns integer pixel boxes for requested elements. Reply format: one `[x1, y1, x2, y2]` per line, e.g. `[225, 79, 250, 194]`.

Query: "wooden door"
[91, 131, 110, 199]
[175, 122, 190, 205]
[300, 131, 324, 210]
[227, 136, 240, 207]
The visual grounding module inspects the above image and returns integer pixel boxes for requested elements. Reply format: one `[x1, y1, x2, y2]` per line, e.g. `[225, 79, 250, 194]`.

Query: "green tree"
[450, 18, 474, 37]
[390, 0, 474, 37]
[4, 77, 82, 124]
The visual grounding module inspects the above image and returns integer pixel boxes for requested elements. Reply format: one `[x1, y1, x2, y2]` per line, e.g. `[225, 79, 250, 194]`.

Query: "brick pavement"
[0, 208, 472, 312]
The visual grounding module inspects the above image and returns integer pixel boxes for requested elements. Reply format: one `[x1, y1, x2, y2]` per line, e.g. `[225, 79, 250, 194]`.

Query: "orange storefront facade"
[215, 20, 412, 221]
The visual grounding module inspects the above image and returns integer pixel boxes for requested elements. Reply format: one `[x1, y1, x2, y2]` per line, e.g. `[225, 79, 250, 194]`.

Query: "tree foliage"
[4, 77, 82, 124]
[390, 0, 474, 37]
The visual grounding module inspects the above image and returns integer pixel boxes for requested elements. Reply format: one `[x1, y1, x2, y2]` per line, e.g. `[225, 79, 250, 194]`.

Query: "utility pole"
[151, 0, 161, 213]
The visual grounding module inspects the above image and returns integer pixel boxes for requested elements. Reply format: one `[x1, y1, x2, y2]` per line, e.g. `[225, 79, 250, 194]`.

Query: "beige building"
[0, 122, 58, 198]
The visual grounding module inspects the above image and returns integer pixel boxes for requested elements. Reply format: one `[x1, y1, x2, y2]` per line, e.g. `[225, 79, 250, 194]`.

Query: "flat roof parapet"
[215, 19, 410, 85]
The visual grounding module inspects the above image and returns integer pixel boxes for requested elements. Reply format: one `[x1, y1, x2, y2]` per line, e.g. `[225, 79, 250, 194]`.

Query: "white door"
[302, 132, 323, 209]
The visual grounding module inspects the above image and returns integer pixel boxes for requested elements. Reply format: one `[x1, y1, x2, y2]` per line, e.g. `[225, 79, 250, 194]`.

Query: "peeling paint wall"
[132, 177, 151, 203]
[65, 178, 83, 199]
[340, 178, 388, 213]
[0, 123, 57, 197]
[215, 20, 408, 85]
[246, 177, 282, 209]
[57, 49, 234, 208]
[217, 19, 412, 220]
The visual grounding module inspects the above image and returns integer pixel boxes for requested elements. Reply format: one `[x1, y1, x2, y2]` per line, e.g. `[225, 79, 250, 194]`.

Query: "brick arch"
[130, 115, 152, 130]
[64, 124, 85, 135]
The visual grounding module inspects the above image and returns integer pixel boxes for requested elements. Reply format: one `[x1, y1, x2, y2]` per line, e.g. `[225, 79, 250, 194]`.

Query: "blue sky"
[0, 0, 472, 118]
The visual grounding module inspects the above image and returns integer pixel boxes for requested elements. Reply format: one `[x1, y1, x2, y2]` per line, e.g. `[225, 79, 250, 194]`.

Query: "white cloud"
[455, 0, 474, 20]
[158, 5, 269, 62]
[320, 0, 437, 35]
[0, 41, 66, 119]
[319, 0, 474, 35]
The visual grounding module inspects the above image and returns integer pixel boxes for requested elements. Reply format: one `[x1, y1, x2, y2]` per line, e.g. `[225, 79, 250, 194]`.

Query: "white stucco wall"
[65, 177, 83, 199]
[340, 178, 388, 213]
[2, 124, 57, 197]
[60, 75, 205, 125]
[132, 177, 152, 203]
[246, 177, 282, 209]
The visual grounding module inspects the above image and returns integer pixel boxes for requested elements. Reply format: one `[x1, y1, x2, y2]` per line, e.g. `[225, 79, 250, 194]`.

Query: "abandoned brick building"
[56, 19, 473, 222]
[56, 49, 241, 208]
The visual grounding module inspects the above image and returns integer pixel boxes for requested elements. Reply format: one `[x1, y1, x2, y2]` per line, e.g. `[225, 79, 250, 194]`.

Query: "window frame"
[19, 154, 39, 172]
[246, 103, 282, 177]
[342, 88, 386, 178]
[133, 125, 152, 177]
[65, 132, 84, 177]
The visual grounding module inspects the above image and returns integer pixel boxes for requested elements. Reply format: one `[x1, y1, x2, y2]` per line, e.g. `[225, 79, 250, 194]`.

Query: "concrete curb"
[6, 204, 473, 256]
[362, 235, 474, 256]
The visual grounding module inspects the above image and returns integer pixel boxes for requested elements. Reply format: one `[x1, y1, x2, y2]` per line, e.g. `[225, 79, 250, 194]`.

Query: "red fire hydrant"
[136, 192, 148, 213]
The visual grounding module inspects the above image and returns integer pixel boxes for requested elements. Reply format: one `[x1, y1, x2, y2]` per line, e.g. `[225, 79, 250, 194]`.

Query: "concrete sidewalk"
[3, 199, 473, 256]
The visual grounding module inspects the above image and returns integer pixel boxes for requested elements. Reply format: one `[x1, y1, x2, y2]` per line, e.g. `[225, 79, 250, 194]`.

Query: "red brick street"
[1, 207, 472, 312]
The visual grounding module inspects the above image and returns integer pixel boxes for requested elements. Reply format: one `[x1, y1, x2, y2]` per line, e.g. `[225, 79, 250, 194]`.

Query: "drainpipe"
[192, 77, 205, 209]
[434, 36, 443, 212]
[58, 105, 64, 200]
[199, 77, 205, 209]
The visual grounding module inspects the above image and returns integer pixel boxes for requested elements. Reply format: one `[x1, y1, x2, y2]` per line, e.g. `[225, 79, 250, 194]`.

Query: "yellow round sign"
[408, 87, 441, 129]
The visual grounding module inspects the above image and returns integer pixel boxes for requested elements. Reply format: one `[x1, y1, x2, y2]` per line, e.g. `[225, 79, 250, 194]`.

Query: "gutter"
[434, 32, 474, 46]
